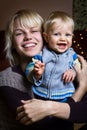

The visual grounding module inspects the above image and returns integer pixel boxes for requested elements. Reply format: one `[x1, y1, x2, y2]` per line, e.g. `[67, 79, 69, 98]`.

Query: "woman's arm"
[16, 94, 87, 125]
[16, 98, 70, 125]
[16, 55, 87, 125]
[68, 93, 87, 123]
[72, 55, 87, 102]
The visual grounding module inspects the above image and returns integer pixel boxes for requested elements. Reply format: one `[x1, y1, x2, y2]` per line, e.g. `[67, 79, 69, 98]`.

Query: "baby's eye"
[66, 33, 72, 37]
[53, 33, 60, 36]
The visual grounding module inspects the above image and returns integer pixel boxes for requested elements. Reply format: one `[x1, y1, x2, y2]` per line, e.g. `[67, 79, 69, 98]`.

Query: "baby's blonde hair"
[43, 11, 74, 33]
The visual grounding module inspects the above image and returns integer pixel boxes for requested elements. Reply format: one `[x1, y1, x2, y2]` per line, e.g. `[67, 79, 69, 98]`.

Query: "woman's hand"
[74, 55, 87, 85]
[72, 55, 87, 102]
[16, 98, 70, 125]
[16, 99, 52, 125]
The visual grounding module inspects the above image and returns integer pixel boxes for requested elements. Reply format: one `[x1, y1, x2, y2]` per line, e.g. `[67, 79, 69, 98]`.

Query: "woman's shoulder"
[0, 66, 12, 74]
[0, 67, 14, 81]
[0, 65, 24, 77]
[0, 66, 25, 88]
[0, 65, 33, 93]
[0, 66, 20, 87]
[0, 66, 20, 78]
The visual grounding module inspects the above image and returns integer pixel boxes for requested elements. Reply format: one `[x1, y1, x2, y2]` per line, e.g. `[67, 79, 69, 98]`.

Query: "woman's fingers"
[16, 110, 25, 120]
[74, 55, 87, 72]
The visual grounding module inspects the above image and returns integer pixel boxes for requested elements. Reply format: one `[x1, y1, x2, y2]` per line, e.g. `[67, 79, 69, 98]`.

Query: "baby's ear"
[43, 32, 48, 43]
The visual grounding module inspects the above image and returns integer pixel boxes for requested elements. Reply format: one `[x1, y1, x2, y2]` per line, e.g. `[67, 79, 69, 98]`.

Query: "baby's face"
[46, 22, 73, 54]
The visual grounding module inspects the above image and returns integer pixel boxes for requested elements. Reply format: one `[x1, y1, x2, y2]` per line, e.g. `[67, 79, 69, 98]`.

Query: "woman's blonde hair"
[43, 11, 74, 33]
[5, 9, 43, 65]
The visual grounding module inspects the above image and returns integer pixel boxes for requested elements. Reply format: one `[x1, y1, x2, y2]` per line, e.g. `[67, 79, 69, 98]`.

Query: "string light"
[72, 30, 87, 60]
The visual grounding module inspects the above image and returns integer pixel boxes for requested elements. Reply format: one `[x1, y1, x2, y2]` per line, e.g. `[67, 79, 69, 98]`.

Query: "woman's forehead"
[14, 18, 40, 29]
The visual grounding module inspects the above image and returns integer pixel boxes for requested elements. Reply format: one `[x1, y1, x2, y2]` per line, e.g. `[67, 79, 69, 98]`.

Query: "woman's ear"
[43, 32, 48, 43]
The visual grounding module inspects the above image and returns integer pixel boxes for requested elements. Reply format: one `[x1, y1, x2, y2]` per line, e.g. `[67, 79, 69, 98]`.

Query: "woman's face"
[13, 18, 43, 61]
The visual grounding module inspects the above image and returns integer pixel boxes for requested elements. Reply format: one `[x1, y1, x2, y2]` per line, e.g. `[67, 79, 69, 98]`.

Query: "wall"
[0, 0, 73, 30]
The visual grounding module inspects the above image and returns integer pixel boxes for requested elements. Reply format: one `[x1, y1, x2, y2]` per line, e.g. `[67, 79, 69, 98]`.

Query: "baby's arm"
[62, 69, 76, 83]
[62, 52, 81, 83]
[34, 61, 45, 81]
[25, 54, 45, 84]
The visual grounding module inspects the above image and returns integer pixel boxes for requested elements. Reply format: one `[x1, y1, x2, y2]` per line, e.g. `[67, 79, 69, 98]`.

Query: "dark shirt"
[0, 65, 87, 130]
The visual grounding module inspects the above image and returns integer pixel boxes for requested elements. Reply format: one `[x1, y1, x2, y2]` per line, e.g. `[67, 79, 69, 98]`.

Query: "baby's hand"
[34, 61, 45, 80]
[62, 69, 76, 83]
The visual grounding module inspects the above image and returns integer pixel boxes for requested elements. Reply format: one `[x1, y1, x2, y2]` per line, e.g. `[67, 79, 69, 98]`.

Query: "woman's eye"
[15, 32, 23, 36]
[32, 31, 37, 33]
[32, 30, 39, 33]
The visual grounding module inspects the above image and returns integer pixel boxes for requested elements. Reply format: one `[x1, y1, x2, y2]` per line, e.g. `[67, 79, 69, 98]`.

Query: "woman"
[0, 9, 44, 130]
[0, 9, 87, 130]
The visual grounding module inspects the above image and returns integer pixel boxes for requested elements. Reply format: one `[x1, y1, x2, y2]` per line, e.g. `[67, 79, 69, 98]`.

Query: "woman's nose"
[24, 32, 32, 40]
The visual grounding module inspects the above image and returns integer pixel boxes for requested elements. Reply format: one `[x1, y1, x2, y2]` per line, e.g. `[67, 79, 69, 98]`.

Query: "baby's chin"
[56, 49, 67, 54]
